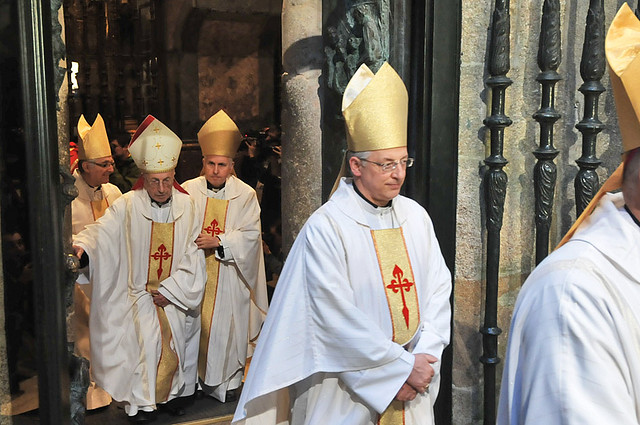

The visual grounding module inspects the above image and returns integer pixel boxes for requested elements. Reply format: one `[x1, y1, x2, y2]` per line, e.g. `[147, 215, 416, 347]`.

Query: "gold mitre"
[556, 3, 639, 248]
[342, 62, 408, 152]
[129, 115, 182, 173]
[77, 114, 111, 160]
[607, 2, 640, 154]
[197, 110, 242, 158]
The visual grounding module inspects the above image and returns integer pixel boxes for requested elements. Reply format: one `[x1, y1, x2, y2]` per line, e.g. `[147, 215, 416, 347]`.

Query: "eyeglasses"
[88, 160, 115, 168]
[359, 157, 414, 173]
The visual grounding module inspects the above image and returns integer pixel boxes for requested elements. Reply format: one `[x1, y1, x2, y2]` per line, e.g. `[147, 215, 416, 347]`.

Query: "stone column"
[281, 0, 323, 254]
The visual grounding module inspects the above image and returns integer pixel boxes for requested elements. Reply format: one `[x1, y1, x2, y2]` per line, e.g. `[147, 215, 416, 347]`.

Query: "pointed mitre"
[77, 114, 111, 160]
[342, 62, 408, 152]
[128, 115, 182, 173]
[607, 2, 640, 154]
[557, 3, 640, 248]
[197, 110, 243, 158]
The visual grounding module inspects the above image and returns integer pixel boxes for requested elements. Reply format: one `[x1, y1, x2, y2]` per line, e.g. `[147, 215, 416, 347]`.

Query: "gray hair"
[346, 150, 371, 177]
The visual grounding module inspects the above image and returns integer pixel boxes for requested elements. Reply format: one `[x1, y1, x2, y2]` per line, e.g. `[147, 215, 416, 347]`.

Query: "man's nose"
[391, 163, 406, 179]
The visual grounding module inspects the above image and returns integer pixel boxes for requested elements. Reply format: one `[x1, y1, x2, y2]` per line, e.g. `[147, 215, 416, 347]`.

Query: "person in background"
[71, 113, 121, 410]
[109, 131, 141, 193]
[182, 109, 268, 403]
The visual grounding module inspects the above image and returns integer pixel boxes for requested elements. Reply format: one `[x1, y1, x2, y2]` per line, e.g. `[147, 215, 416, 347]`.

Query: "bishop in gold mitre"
[70, 114, 122, 410]
[232, 62, 451, 425]
[182, 110, 268, 403]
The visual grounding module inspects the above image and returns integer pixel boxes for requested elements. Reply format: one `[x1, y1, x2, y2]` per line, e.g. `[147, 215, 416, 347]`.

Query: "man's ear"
[349, 156, 362, 177]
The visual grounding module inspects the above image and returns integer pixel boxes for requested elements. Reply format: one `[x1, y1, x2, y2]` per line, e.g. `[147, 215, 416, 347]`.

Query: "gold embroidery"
[378, 400, 405, 425]
[147, 222, 178, 402]
[371, 228, 420, 425]
[90, 198, 109, 221]
[198, 197, 229, 380]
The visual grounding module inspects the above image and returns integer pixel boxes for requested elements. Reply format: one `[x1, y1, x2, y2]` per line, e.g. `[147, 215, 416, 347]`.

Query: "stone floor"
[10, 396, 236, 425]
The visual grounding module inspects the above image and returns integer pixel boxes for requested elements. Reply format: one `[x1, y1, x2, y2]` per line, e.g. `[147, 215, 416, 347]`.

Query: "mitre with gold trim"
[129, 115, 182, 173]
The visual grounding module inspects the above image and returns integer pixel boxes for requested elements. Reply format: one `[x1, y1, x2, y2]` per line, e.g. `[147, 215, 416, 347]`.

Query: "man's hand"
[73, 245, 84, 259]
[395, 383, 417, 402]
[195, 232, 220, 250]
[151, 290, 170, 308]
[406, 353, 438, 394]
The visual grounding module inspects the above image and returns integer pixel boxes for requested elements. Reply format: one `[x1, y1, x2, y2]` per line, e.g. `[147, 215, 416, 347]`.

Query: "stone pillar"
[281, 0, 323, 254]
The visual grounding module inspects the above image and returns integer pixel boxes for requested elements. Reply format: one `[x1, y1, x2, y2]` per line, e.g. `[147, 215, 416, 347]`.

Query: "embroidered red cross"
[151, 243, 171, 279]
[386, 264, 414, 328]
[204, 219, 222, 236]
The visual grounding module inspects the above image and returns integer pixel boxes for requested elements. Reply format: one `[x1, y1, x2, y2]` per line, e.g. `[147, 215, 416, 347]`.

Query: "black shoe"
[128, 410, 157, 423]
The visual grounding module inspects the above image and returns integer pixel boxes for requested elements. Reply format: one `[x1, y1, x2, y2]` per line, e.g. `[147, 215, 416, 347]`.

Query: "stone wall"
[455, 0, 622, 423]
[163, 0, 281, 138]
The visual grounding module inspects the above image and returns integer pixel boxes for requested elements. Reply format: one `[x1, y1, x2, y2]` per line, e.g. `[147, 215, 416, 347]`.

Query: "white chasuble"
[73, 187, 205, 414]
[233, 178, 451, 425]
[181, 175, 268, 402]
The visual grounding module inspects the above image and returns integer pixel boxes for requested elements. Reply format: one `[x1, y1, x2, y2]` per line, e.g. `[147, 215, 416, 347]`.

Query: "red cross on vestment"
[386, 264, 414, 328]
[204, 219, 223, 237]
[151, 243, 172, 279]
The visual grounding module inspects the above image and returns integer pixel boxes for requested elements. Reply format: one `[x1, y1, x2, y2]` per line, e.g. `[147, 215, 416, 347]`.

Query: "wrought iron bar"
[575, 0, 605, 216]
[481, 1, 511, 424]
[16, 0, 71, 422]
[533, 0, 561, 264]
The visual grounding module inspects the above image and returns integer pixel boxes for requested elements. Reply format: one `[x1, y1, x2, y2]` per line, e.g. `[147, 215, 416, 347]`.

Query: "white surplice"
[71, 170, 122, 409]
[73, 187, 205, 415]
[182, 175, 268, 401]
[498, 192, 640, 425]
[232, 178, 451, 425]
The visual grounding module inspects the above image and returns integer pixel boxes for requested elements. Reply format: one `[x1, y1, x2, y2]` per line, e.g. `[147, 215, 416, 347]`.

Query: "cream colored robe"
[74, 187, 205, 415]
[182, 175, 268, 401]
[498, 192, 640, 424]
[233, 178, 451, 425]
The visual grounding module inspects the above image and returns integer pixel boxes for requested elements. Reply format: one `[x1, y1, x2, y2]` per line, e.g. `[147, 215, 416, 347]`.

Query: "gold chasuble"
[198, 197, 230, 379]
[90, 198, 109, 221]
[371, 228, 420, 425]
[146, 222, 179, 402]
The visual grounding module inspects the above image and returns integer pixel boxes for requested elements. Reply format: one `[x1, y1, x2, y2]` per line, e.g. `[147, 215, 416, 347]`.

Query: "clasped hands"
[195, 232, 221, 250]
[396, 353, 437, 402]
